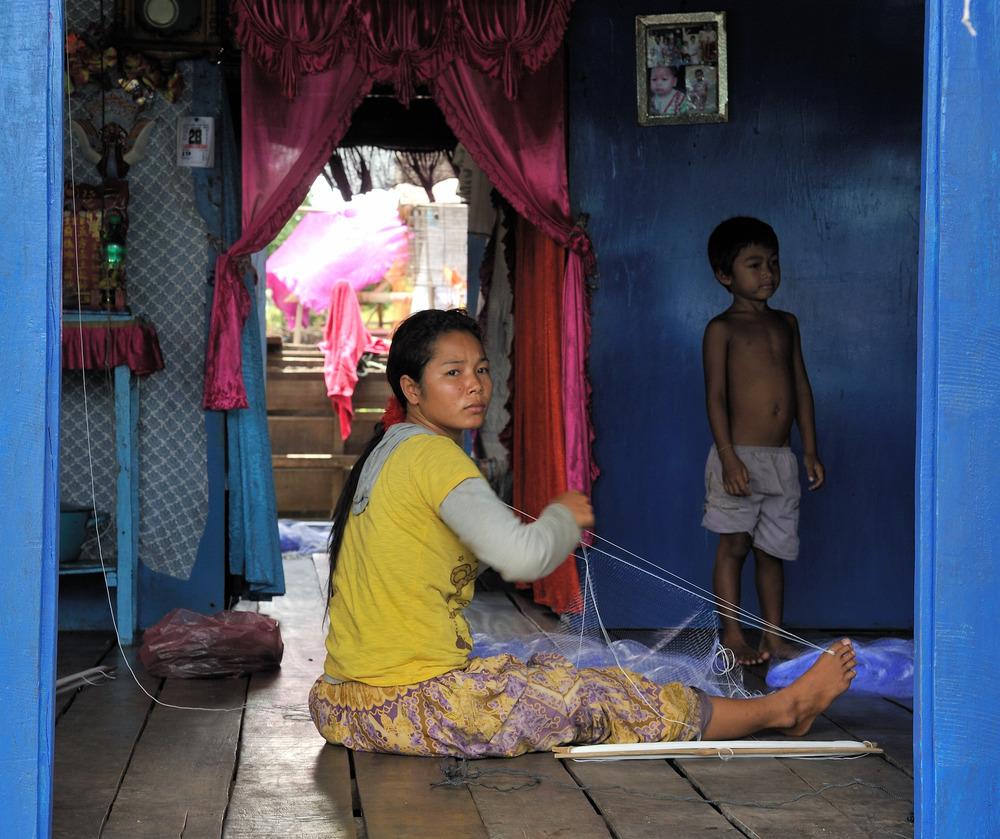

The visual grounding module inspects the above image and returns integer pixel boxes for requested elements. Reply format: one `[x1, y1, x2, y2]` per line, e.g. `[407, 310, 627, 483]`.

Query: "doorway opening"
[264, 86, 477, 521]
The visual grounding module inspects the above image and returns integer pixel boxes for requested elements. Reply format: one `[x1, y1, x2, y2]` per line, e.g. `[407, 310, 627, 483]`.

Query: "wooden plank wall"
[267, 341, 390, 518]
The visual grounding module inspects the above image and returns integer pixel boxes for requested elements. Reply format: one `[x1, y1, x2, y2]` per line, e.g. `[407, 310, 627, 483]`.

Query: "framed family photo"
[636, 11, 728, 126]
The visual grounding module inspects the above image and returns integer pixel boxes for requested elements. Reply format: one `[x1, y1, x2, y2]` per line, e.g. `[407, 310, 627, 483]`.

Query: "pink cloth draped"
[267, 272, 310, 332]
[206, 0, 596, 610]
[265, 201, 410, 314]
[230, 0, 356, 100]
[318, 280, 389, 440]
[202, 55, 372, 409]
[63, 319, 165, 376]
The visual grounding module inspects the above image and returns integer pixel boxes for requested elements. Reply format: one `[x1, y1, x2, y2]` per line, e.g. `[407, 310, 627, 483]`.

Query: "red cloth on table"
[317, 281, 388, 440]
[62, 318, 165, 376]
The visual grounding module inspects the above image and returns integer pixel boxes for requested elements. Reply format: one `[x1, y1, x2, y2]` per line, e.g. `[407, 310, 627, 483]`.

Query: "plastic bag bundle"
[139, 608, 284, 678]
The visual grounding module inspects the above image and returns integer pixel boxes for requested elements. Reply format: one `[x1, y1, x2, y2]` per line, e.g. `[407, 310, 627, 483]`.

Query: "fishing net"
[472, 535, 750, 699]
[473, 529, 914, 700]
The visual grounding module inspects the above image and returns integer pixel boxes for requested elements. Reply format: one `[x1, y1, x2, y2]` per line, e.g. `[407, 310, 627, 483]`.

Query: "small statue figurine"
[70, 86, 155, 181]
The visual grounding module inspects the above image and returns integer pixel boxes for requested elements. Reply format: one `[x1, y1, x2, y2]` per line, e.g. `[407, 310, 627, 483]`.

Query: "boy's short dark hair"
[707, 217, 779, 276]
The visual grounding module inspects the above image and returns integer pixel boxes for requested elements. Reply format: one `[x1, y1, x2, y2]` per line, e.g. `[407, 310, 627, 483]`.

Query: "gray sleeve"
[439, 478, 582, 582]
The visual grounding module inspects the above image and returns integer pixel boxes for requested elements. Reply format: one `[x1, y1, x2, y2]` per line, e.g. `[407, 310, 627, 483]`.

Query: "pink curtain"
[209, 0, 596, 610]
[433, 53, 598, 519]
[203, 54, 372, 409]
[433, 53, 594, 610]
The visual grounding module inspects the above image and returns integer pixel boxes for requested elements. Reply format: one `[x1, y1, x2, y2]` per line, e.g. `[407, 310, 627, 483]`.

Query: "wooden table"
[61, 312, 164, 643]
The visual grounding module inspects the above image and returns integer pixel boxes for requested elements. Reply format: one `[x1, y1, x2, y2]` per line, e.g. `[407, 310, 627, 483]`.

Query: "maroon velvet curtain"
[433, 53, 589, 610]
[207, 0, 594, 611]
[203, 54, 371, 409]
[230, 0, 573, 102]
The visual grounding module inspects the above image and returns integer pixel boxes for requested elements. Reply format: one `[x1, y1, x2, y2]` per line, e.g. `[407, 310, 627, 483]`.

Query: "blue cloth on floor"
[766, 637, 914, 698]
[278, 520, 331, 555]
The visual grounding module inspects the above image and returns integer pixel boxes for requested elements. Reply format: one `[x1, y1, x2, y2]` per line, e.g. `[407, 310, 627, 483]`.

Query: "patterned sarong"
[308, 652, 710, 758]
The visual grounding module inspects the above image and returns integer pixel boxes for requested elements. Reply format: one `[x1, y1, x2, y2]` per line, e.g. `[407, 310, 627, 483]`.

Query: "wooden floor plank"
[355, 752, 489, 839]
[821, 693, 914, 776]
[780, 753, 915, 836]
[224, 668, 357, 839]
[676, 751, 904, 839]
[563, 757, 744, 837]
[673, 693, 914, 839]
[99, 677, 247, 839]
[260, 555, 330, 676]
[466, 752, 612, 838]
[52, 644, 158, 839]
[227, 553, 358, 836]
[54, 631, 117, 717]
[54, 551, 918, 839]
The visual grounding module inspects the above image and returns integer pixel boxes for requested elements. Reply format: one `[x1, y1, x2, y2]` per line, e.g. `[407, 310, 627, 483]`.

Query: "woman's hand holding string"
[552, 490, 595, 530]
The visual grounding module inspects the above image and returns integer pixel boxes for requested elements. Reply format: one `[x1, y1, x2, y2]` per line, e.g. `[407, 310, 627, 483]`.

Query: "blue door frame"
[3, 1, 1000, 835]
[0, 2, 63, 835]
[915, 2, 1000, 835]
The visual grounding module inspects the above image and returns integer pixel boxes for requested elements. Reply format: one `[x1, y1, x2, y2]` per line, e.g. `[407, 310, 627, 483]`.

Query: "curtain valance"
[230, 0, 574, 102]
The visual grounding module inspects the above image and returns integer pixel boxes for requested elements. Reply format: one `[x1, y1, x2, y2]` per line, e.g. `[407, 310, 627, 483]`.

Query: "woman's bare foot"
[722, 631, 771, 666]
[776, 638, 857, 736]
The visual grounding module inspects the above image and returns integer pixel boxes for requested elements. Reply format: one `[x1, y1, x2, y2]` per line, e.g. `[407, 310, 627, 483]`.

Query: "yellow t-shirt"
[324, 433, 486, 686]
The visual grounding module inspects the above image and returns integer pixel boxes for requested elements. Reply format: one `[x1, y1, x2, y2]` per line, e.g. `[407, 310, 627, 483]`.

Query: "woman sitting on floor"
[308, 308, 856, 758]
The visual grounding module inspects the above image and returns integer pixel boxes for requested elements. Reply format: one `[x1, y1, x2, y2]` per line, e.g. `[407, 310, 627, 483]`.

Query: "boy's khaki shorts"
[701, 445, 801, 560]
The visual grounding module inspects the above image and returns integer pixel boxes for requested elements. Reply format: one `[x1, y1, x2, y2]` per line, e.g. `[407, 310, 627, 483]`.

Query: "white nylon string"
[507, 502, 829, 658]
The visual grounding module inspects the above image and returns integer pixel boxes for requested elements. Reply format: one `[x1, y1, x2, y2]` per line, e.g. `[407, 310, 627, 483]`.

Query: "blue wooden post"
[114, 363, 138, 644]
[918, 1, 1000, 834]
[0, 1, 63, 835]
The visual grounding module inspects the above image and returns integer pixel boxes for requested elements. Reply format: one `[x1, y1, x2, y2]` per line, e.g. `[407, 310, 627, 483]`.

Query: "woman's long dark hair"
[325, 308, 484, 603]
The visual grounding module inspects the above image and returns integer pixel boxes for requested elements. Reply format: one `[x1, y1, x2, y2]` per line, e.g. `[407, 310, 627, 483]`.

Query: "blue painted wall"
[567, 0, 923, 629]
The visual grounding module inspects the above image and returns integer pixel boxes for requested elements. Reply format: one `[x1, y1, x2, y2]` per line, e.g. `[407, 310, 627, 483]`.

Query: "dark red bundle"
[138, 608, 283, 678]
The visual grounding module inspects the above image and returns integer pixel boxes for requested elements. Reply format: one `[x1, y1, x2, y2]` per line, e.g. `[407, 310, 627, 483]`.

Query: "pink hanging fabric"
[230, 0, 357, 99]
[432, 52, 596, 611]
[266, 272, 310, 332]
[318, 280, 389, 440]
[265, 200, 410, 313]
[62, 318, 165, 376]
[230, 0, 574, 103]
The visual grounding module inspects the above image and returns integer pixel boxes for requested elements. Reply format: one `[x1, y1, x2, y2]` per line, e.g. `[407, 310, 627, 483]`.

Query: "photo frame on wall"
[637, 12, 728, 126]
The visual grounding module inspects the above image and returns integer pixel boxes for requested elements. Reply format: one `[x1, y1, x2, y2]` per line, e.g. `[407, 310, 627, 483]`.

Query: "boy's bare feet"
[722, 632, 771, 666]
[760, 634, 801, 662]
[776, 638, 857, 736]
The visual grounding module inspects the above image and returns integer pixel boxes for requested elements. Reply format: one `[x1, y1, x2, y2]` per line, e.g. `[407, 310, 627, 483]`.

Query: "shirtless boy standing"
[701, 217, 825, 666]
